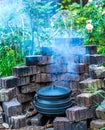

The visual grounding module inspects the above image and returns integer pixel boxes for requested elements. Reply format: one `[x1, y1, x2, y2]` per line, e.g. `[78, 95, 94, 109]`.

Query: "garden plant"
[0, 0, 105, 77]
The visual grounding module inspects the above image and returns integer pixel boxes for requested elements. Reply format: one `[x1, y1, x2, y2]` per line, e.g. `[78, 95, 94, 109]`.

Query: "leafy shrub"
[52, 0, 105, 54]
[0, 45, 24, 77]
[0, 0, 55, 77]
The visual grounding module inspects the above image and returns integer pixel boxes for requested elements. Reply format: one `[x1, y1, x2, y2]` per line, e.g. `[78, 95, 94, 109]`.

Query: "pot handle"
[34, 94, 38, 101]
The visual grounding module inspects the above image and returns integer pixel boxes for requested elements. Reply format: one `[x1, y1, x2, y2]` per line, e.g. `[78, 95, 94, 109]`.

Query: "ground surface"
[13, 126, 54, 130]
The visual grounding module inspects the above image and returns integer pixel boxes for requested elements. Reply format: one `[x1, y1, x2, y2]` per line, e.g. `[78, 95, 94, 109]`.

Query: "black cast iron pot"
[34, 86, 72, 115]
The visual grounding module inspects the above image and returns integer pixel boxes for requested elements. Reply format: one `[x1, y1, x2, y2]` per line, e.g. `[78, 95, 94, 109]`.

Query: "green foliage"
[24, 0, 56, 54]
[59, 0, 71, 9]
[52, 0, 105, 54]
[100, 127, 105, 130]
[0, 45, 24, 77]
[1, 0, 105, 77]
[0, 0, 55, 77]
[76, 3, 105, 45]
[85, 84, 105, 130]
[51, 3, 81, 37]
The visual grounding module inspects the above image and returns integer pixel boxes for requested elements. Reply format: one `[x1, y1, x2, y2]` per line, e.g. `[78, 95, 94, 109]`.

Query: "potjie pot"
[34, 85, 72, 115]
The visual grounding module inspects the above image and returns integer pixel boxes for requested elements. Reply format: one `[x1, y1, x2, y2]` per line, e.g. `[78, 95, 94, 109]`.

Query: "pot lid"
[37, 86, 71, 97]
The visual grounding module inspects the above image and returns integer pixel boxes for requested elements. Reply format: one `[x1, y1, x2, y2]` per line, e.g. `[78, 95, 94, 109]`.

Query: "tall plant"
[0, 0, 57, 76]
[24, 0, 56, 54]
[0, 1, 31, 76]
